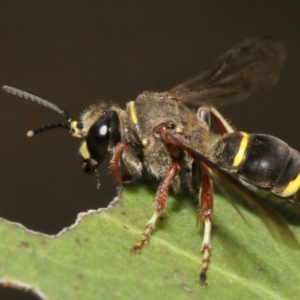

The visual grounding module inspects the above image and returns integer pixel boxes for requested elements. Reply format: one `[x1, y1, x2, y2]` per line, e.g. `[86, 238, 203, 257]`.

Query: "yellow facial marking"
[281, 172, 300, 197]
[233, 132, 249, 167]
[127, 101, 138, 124]
[79, 141, 90, 160]
[70, 120, 82, 138]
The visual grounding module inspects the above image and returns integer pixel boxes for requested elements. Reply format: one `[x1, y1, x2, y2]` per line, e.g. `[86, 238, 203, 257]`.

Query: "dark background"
[0, 1, 300, 298]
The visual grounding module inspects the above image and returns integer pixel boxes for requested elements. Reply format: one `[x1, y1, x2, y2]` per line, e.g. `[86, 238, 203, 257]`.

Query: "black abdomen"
[210, 132, 300, 197]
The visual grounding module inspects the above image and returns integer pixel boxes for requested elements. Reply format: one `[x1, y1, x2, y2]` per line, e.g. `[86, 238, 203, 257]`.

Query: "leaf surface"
[0, 184, 299, 300]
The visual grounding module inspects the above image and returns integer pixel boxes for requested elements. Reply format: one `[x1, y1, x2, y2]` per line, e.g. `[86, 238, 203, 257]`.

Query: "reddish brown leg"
[131, 162, 180, 251]
[156, 123, 214, 284]
[198, 173, 213, 284]
[110, 142, 127, 182]
[198, 106, 235, 135]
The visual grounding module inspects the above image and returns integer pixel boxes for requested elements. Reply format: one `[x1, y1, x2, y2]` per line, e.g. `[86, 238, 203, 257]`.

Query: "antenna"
[2, 86, 82, 137]
[27, 123, 72, 137]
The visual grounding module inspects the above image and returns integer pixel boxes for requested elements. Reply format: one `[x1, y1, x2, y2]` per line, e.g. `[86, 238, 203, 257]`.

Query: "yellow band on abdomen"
[281, 172, 300, 197]
[232, 132, 249, 167]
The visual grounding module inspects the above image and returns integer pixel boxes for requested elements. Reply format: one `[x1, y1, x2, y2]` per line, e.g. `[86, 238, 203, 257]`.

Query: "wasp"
[3, 37, 300, 284]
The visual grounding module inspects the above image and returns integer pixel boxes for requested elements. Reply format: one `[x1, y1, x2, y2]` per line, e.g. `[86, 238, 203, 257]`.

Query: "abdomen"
[209, 132, 300, 198]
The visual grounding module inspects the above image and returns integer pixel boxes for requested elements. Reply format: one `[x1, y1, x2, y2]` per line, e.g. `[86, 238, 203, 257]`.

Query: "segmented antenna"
[27, 123, 72, 137]
[2, 86, 71, 120]
[2, 85, 80, 137]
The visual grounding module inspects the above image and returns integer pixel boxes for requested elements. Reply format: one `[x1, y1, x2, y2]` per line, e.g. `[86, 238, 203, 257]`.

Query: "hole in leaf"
[0, 122, 117, 235]
[0, 286, 40, 300]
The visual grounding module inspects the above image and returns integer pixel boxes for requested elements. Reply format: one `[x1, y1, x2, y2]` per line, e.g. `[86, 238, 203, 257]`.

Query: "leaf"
[0, 184, 299, 300]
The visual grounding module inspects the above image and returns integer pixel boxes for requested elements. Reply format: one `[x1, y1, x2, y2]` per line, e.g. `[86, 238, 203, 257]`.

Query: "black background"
[0, 1, 300, 298]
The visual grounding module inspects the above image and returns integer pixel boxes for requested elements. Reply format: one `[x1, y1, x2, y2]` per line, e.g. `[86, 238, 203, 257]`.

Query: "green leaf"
[0, 184, 299, 300]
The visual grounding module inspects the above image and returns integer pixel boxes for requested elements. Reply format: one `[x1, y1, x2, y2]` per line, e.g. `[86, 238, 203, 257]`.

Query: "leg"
[197, 106, 235, 134]
[198, 173, 213, 284]
[110, 142, 127, 182]
[110, 142, 142, 183]
[131, 162, 180, 250]
[155, 123, 215, 283]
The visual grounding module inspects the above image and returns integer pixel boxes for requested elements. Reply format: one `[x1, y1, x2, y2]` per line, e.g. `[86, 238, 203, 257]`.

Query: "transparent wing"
[167, 37, 286, 107]
[159, 129, 300, 250]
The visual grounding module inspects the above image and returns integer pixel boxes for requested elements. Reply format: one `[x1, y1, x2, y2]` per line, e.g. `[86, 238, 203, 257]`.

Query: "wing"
[167, 37, 286, 107]
[158, 128, 300, 250]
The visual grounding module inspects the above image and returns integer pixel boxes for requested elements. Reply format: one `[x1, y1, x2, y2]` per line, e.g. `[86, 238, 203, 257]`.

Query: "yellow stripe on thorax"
[233, 132, 249, 167]
[281, 172, 300, 197]
[127, 101, 138, 124]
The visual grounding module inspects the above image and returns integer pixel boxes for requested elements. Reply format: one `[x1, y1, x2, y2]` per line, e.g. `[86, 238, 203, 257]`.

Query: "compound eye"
[86, 110, 121, 164]
[86, 118, 110, 163]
